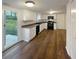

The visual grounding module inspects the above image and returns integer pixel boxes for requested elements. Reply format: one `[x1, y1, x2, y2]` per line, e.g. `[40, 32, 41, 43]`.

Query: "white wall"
[41, 14, 66, 29]
[22, 10, 36, 21]
[36, 13, 42, 21]
[56, 14, 66, 29]
[66, 0, 76, 59]
[41, 14, 57, 20]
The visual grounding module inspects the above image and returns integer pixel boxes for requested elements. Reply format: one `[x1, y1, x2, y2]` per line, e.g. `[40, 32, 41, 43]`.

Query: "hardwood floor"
[3, 29, 70, 59]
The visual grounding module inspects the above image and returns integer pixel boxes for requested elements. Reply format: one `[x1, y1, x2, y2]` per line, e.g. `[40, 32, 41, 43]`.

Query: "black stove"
[47, 21, 54, 30]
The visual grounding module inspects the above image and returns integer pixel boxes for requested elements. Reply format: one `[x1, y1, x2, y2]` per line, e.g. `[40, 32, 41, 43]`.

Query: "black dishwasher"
[36, 25, 40, 35]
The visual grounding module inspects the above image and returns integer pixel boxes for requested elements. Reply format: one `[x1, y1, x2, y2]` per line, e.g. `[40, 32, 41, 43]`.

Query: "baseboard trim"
[66, 47, 71, 59]
[2, 40, 24, 53]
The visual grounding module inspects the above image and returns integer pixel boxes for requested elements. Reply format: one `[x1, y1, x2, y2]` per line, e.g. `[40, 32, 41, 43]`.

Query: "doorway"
[4, 10, 18, 49]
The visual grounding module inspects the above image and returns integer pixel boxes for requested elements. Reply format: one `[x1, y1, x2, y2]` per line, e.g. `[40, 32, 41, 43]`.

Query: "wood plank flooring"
[3, 29, 70, 59]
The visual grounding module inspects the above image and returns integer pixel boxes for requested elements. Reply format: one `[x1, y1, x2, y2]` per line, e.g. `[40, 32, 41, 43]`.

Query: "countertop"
[22, 20, 56, 28]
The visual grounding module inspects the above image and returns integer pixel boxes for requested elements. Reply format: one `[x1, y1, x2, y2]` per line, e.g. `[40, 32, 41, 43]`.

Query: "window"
[4, 10, 18, 49]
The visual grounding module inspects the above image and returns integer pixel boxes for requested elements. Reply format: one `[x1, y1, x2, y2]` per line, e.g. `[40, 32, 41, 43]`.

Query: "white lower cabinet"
[23, 27, 36, 42]
[54, 23, 57, 29]
[22, 23, 56, 42]
[40, 23, 47, 32]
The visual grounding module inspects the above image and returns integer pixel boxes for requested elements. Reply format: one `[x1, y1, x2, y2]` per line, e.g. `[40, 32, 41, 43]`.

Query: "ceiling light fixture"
[25, 1, 35, 7]
[49, 11, 57, 14]
[71, 9, 76, 13]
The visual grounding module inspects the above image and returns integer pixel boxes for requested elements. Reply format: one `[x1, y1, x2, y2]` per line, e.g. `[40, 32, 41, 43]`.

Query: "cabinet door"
[30, 27, 36, 40]
[54, 23, 57, 29]
[40, 23, 47, 32]
[23, 28, 30, 42]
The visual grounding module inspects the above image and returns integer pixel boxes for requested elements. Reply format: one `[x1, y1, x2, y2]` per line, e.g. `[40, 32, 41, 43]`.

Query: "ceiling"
[2, 0, 68, 14]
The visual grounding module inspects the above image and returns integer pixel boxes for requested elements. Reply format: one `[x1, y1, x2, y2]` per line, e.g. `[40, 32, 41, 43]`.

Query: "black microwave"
[48, 16, 54, 19]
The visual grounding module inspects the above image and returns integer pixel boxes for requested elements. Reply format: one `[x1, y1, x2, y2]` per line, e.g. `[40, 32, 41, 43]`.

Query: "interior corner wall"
[66, 0, 76, 59]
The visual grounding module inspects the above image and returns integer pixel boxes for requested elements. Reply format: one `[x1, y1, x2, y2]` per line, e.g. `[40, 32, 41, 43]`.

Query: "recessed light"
[25, 1, 35, 7]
